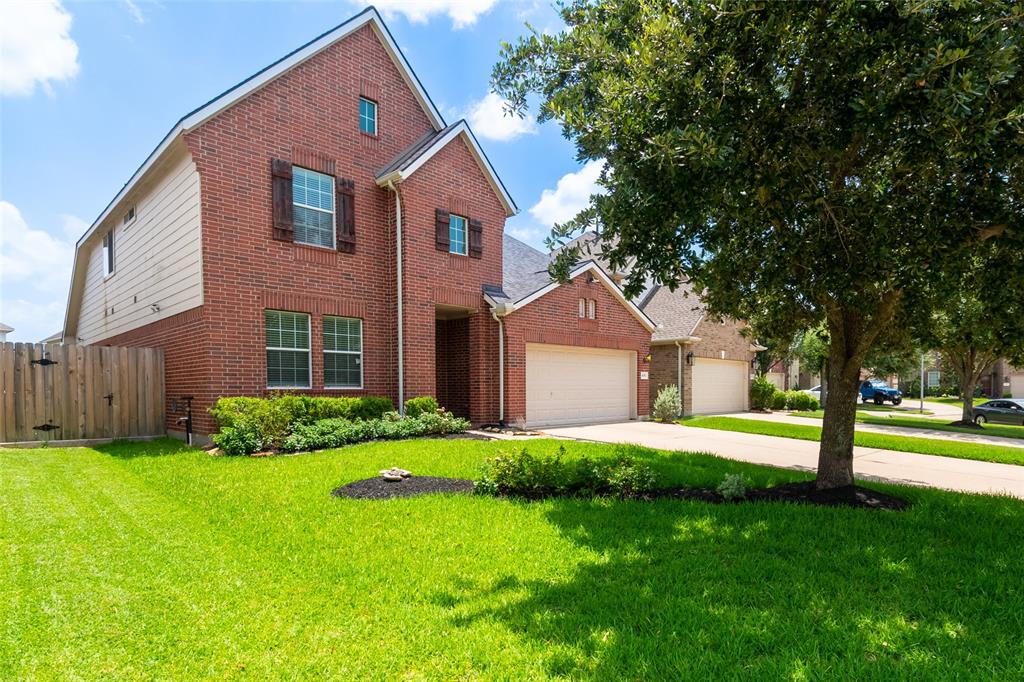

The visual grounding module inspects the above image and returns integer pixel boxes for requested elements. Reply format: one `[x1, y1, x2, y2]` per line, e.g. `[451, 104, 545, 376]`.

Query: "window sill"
[324, 386, 364, 391]
[360, 131, 378, 139]
[267, 386, 312, 391]
[103, 272, 116, 282]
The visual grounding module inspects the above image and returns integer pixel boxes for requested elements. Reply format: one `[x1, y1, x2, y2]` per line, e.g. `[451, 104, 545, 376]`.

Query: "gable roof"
[376, 120, 518, 216]
[640, 283, 706, 341]
[70, 7, 443, 254]
[492, 234, 656, 332]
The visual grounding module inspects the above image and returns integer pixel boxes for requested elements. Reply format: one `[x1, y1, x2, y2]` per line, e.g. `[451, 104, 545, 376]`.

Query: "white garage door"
[526, 344, 634, 427]
[692, 358, 748, 414]
[1011, 374, 1024, 399]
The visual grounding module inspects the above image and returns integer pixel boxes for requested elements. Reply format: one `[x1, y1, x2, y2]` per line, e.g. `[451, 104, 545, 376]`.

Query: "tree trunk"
[816, 352, 862, 489]
[960, 383, 974, 424]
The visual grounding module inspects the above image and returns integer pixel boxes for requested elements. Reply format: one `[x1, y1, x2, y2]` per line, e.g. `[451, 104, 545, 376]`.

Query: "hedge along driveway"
[679, 416, 1024, 466]
[5, 438, 1024, 678]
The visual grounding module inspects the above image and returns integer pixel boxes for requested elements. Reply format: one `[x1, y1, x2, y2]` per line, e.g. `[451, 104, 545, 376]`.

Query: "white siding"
[76, 150, 202, 343]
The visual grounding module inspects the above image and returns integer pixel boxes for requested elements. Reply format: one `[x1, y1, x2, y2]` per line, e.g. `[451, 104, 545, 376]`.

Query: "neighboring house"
[39, 331, 63, 346]
[62, 8, 652, 436]
[982, 358, 1024, 399]
[0, 323, 12, 343]
[553, 233, 757, 414]
[641, 283, 757, 414]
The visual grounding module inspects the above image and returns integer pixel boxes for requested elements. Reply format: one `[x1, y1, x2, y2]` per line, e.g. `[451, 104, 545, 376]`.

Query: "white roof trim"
[504, 262, 657, 332]
[376, 120, 518, 216]
[64, 7, 445, 337]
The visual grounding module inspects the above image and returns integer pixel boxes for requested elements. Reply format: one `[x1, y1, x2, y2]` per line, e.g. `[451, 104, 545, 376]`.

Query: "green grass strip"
[791, 411, 1024, 441]
[679, 416, 1024, 466]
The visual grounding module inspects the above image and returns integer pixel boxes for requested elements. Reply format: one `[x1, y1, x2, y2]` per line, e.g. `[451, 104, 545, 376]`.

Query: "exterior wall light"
[686, 351, 694, 365]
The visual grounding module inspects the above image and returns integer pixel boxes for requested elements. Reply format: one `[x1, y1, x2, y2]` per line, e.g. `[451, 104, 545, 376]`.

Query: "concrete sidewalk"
[730, 410, 1024, 448]
[542, 421, 1024, 499]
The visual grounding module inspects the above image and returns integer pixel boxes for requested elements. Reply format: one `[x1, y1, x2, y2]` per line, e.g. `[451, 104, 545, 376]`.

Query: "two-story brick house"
[61, 8, 654, 437]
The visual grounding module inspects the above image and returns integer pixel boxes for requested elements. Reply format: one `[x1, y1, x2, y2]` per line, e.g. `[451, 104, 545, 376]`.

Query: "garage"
[526, 343, 635, 427]
[1012, 373, 1024, 399]
[692, 358, 749, 414]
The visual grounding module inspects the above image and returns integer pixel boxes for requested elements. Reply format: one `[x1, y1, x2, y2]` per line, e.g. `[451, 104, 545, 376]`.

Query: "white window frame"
[265, 310, 312, 389]
[292, 166, 336, 249]
[123, 205, 136, 226]
[927, 370, 940, 388]
[102, 230, 115, 278]
[323, 316, 363, 390]
[578, 298, 586, 318]
[587, 299, 596, 319]
[359, 97, 377, 136]
[449, 213, 468, 255]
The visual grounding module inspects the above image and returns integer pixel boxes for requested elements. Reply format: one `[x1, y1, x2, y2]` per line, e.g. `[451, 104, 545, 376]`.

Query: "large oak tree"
[494, 0, 1023, 488]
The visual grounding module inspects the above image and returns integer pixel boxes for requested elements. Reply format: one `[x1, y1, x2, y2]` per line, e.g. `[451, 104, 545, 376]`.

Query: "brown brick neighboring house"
[60, 8, 654, 437]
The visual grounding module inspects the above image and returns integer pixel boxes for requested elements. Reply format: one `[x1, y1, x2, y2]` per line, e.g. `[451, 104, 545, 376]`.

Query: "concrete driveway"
[542, 420, 1024, 499]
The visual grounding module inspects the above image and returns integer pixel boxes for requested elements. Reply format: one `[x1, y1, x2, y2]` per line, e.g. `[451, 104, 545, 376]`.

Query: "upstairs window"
[265, 310, 311, 388]
[102, 230, 115, 277]
[122, 206, 136, 226]
[578, 298, 586, 318]
[927, 370, 940, 388]
[292, 167, 335, 248]
[449, 214, 467, 255]
[323, 316, 363, 389]
[588, 299, 596, 319]
[359, 97, 377, 135]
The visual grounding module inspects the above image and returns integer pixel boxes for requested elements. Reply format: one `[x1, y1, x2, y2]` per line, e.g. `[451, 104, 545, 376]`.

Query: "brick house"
[61, 8, 653, 436]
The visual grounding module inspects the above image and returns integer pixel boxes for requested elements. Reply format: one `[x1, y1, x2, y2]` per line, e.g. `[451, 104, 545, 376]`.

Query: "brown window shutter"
[469, 218, 483, 259]
[271, 158, 294, 242]
[336, 178, 355, 253]
[435, 208, 450, 252]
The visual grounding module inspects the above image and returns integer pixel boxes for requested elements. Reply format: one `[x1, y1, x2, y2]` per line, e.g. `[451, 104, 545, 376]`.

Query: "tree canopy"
[494, 0, 1023, 488]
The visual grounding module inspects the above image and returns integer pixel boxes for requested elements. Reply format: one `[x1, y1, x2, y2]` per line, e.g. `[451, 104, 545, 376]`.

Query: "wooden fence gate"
[0, 343, 165, 443]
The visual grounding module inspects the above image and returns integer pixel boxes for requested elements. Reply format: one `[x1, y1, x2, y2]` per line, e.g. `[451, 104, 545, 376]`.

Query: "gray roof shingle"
[502, 234, 554, 301]
[376, 121, 462, 179]
[640, 283, 705, 341]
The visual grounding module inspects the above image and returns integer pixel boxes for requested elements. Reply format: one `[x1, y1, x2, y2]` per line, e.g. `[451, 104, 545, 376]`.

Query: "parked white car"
[803, 386, 822, 402]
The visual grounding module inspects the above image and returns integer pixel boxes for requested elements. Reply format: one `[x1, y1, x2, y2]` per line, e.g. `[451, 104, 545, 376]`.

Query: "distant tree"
[494, 0, 1023, 488]
[925, 242, 1024, 424]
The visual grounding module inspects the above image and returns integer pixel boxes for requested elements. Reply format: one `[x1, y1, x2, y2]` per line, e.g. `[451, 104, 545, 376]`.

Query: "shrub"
[404, 396, 439, 418]
[211, 423, 266, 457]
[281, 410, 470, 452]
[717, 473, 748, 501]
[652, 384, 682, 421]
[474, 446, 657, 500]
[783, 390, 820, 411]
[209, 394, 394, 451]
[750, 376, 776, 410]
[770, 390, 787, 410]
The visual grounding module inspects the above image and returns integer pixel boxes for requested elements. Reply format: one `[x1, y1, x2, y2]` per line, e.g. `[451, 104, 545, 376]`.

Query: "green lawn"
[679, 416, 1024, 466]
[4, 439, 1024, 679]
[791, 411, 1024, 440]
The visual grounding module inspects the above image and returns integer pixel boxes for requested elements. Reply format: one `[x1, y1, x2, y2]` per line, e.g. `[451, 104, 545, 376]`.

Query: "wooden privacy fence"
[0, 343, 165, 443]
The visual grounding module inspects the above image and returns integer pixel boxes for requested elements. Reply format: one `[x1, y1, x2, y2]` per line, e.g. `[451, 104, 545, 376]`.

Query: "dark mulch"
[332, 476, 475, 500]
[654, 481, 909, 511]
[332, 477, 908, 510]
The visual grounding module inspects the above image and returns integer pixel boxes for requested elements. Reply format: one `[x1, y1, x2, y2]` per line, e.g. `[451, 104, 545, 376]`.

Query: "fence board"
[0, 343, 165, 443]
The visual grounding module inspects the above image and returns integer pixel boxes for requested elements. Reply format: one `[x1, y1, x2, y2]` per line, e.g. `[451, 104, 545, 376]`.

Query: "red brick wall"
[502, 273, 651, 425]
[98, 307, 215, 433]
[435, 317, 469, 418]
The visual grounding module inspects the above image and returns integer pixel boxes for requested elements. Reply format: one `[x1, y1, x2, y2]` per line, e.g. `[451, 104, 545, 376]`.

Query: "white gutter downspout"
[387, 180, 405, 415]
[675, 341, 684, 417]
[491, 312, 505, 424]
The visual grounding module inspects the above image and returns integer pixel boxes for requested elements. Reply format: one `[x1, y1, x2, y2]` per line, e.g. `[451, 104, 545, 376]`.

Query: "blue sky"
[0, 0, 602, 343]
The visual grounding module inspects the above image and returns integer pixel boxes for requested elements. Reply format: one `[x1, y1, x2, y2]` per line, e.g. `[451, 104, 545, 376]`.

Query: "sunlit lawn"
[4, 438, 1024, 679]
[791, 411, 1024, 440]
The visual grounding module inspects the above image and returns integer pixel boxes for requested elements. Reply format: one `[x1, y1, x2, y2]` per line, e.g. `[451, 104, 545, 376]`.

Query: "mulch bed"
[332, 476, 475, 500]
[654, 481, 909, 511]
[332, 476, 907, 510]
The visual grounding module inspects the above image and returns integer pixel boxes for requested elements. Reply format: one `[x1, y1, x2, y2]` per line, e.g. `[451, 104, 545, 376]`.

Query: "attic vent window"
[359, 97, 377, 136]
[123, 206, 136, 225]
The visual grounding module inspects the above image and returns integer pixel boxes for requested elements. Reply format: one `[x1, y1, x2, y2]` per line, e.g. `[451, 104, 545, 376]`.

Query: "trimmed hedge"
[474, 446, 657, 500]
[750, 376, 777, 410]
[209, 394, 394, 455]
[282, 410, 469, 452]
[404, 396, 439, 418]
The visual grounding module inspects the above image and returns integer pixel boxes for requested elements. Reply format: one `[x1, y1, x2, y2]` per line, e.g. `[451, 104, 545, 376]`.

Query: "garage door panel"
[526, 344, 633, 427]
[692, 358, 748, 414]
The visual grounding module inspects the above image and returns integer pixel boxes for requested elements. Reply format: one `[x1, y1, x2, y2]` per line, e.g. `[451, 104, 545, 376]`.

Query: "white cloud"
[59, 213, 88, 241]
[529, 159, 606, 227]
[0, 201, 76, 343]
[0, 0, 80, 97]
[120, 0, 145, 24]
[369, 0, 498, 29]
[464, 92, 536, 142]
